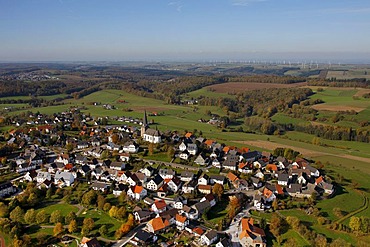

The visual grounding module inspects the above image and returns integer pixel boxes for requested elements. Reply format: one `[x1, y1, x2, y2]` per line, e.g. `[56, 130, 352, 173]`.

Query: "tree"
[286, 216, 300, 229]
[349, 216, 361, 233]
[330, 238, 351, 247]
[53, 222, 64, 236]
[10, 206, 24, 223]
[148, 143, 154, 155]
[24, 209, 37, 225]
[81, 190, 97, 207]
[212, 183, 224, 201]
[333, 207, 343, 218]
[260, 217, 267, 230]
[270, 213, 287, 237]
[82, 218, 95, 235]
[27, 192, 38, 207]
[116, 206, 127, 220]
[272, 199, 279, 211]
[36, 210, 48, 224]
[97, 194, 106, 210]
[117, 192, 127, 205]
[103, 202, 112, 212]
[314, 234, 328, 247]
[99, 225, 108, 236]
[0, 202, 9, 217]
[50, 210, 63, 224]
[65, 211, 77, 225]
[227, 196, 241, 219]
[109, 206, 118, 218]
[283, 238, 297, 247]
[68, 219, 78, 233]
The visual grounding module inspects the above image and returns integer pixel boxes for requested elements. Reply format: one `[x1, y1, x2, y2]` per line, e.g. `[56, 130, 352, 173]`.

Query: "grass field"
[80, 209, 122, 239]
[36, 203, 79, 219]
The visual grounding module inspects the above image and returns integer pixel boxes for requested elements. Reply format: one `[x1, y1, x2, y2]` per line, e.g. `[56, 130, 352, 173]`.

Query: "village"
[0, 109, 335, 247]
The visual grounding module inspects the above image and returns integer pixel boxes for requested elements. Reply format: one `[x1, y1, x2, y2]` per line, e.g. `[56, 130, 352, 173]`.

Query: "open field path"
[335, 192, 369, 224]
[233, 140, 370, 164]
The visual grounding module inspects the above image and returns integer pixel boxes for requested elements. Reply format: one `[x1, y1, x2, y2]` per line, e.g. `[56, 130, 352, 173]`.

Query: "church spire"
[143, 110, 148, 127]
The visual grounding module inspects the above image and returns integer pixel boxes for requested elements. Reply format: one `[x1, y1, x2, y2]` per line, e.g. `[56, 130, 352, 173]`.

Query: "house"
[159, 169, 175, 179]
[146, 217, 170, 233]
[179, 142, 187, 152]
[238, 162, 253, 174]
[200, 193, 216, 207]
[182, 179, 197, 194]
[23, 170, 37, 182]
[80, 237, 101, 247]
[146, 175, 164, 191]
[239, 218, 266, 247]
[113, 183, 128, 196]
[175, 214, 189, 230]
[286, 184, 303, 198]
[194, 153, 209, 166]
[180, 171, 194, 182]
[227, 172, 239, 185]
[278, 173, 289, 186]
[54, 171, 74, 187]
[109, 161, 125, 171]
[201, 230, 219, 246]
[143, 128, 162, 143]
[141, 166, 155, 177]
[306, 165, 320, 177]
[75, 154, 87, 165]
[241, 151, 261, 163]
[187, 143, 198, 155]
[192, 200, 211, 217]
[166, 176, 182, 193]
[262, 187, 276, 203]
[36, 171, 51, 183]
[251, 177, 263, 188]
[179, 150, 190, 160]
[91, 181, 110, 192]
[216, 238, 232, 247]
[134, 209, 154, 223]
[119, 153, 131, 162]
[127, 185, 147, 200]
[172, 196, 187, 209]
[181, 205, 198, 220]
[79, 165, 91, 177]
[0, 182, 16, 198]
[210, 175, 225, 185]
[198, 185, 212, 194]
[131, 229, 157, 246]
[77, 141, 89, 149]
[120, 141, 138, 153]
[152, 199, 167, 214]
[55, 154, 70, 165]
[198, 174, 209, 185]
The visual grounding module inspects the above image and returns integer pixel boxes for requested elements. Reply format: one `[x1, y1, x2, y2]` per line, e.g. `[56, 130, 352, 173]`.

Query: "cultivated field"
[205, 81, 307, 93]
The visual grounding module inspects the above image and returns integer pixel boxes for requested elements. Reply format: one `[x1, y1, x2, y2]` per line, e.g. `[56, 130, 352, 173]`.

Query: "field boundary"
[335, 192, 369, 224]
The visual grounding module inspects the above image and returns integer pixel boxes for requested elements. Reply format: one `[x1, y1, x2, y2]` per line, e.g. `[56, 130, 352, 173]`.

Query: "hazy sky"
[1, 0, 370, 62]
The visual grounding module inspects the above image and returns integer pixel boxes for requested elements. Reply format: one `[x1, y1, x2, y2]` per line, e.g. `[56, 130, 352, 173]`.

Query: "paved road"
[224, 206, 252, 247]
[112, 223, 145, 247]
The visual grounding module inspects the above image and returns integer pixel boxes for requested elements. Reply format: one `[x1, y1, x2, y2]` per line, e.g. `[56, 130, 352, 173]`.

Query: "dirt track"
[234, 140, 370, 164]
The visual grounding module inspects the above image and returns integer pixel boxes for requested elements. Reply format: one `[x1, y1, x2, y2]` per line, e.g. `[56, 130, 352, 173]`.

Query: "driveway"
[224, 206, 252, 247]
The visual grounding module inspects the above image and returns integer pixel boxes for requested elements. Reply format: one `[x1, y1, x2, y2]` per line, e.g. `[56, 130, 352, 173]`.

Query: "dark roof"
[152, 174, 164, 185]
[205, 230, 218, 240]
[135, 229, 153, 242]
[85, 238, 101, 247]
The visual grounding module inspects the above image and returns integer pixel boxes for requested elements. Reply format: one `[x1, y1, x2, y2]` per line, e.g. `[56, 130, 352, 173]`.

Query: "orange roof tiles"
[316, 176, 323, 185]
[240, 218, 265, 240]
[154, 199, 167, 209]
[185, 132, 193, 138]
[175, 214, 187, 223]
[266, 164, 278, 171]
[204, 139, 215, 146]
[227, 172, 239, 182]
[193, 227, 204, 235]
[132, 185, 143, 194]
[148, 217, 170, 232]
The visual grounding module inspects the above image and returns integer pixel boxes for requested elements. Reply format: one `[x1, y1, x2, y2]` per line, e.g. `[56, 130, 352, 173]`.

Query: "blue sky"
[1, 0, 370, 62]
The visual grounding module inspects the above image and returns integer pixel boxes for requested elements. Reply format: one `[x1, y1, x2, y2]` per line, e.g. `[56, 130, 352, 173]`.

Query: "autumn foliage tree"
[115, 214, 135, 239]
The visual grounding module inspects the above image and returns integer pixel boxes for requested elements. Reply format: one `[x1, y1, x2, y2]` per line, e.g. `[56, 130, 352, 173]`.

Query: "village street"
[225, 206, 253, 247]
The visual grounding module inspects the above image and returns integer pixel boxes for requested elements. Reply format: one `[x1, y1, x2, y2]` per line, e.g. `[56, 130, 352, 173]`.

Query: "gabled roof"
[148, 217, 170, 232]
[131, 185, 144, 194]
[227, 172, 239, 182]
[154, 199, 167, 210]
[176, 214, 187, 223]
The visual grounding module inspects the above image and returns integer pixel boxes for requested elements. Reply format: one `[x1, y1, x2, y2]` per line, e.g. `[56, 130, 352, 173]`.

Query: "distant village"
[0, 110, 334, 247]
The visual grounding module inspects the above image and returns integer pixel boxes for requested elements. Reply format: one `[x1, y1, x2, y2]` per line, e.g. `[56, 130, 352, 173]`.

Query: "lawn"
[80, 209, 122, 239]
[36, 203, 79, 219]
[281, 229, 311, 247]
[206, 200, 228, 225]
